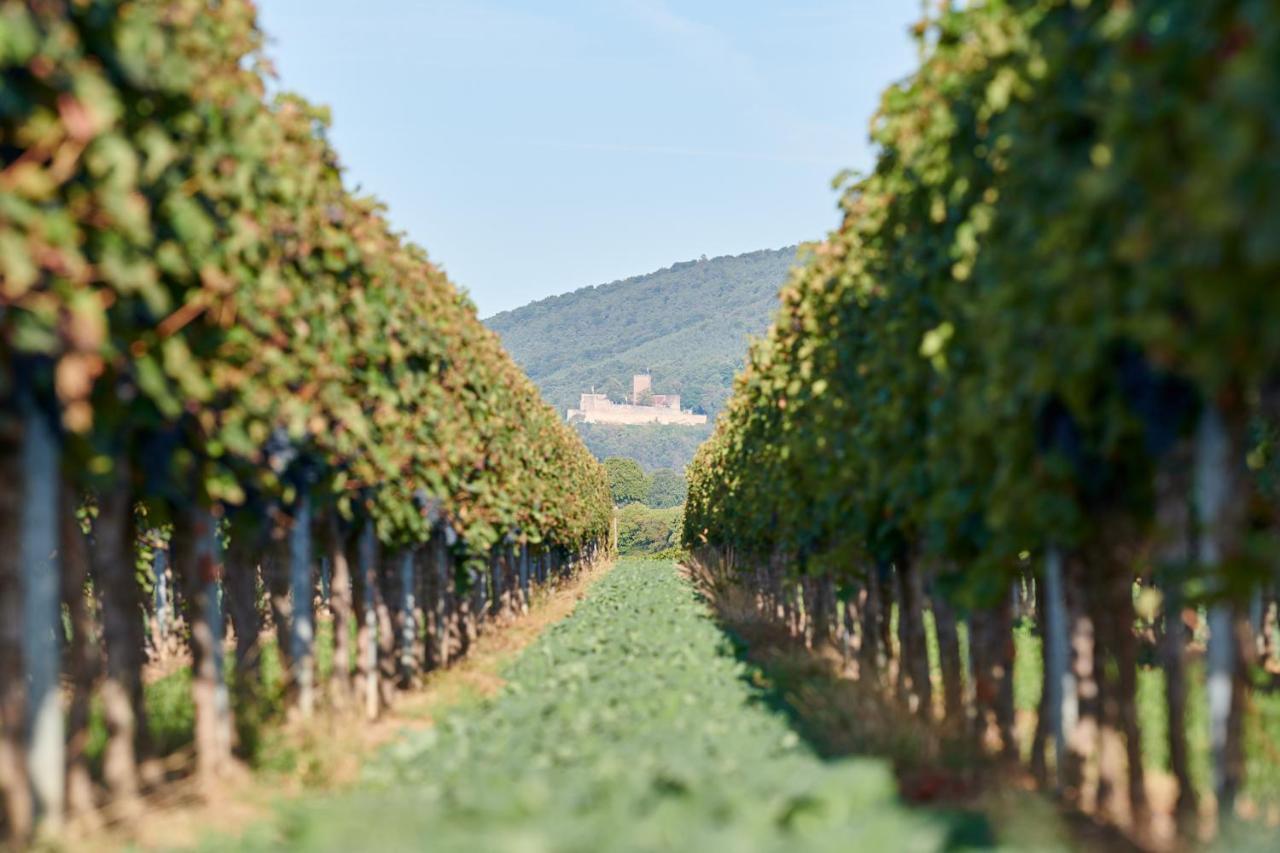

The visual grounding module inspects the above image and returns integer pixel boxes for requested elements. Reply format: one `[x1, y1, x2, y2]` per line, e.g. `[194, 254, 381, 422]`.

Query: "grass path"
[208, 559, 975, 852]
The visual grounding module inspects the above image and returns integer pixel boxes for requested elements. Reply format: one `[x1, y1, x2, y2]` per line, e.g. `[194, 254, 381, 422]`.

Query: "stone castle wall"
[568, 378, 707, 426]
[568, 393, 706, 426]
[567, 404, 707, 426]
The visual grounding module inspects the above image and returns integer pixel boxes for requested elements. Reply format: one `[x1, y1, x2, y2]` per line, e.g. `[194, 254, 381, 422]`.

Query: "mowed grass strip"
[214, 560, 965, 852]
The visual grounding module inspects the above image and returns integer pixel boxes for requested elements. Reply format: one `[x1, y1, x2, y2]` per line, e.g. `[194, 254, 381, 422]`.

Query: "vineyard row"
[0, 0, 612, 843]
[685, 0, 1280, 843]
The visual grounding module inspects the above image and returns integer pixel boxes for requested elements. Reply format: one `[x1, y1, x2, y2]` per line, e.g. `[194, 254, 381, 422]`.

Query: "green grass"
[84, 667, 197, 767]
[1008, 622, 1280, 809]
[113, 575, 1279, 847]
[915, 604, 1280, 817]
[207, 560, 970, 852]
[1011, 619, 1041, 721]
[85, 619, 350, 773]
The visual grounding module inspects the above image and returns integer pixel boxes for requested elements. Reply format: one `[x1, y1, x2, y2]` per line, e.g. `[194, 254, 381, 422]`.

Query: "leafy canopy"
[604, 456, 649, 507]
[646, 469, 687, 509]
[684, 0, 1280, 604]
[0, 0, 612, 559]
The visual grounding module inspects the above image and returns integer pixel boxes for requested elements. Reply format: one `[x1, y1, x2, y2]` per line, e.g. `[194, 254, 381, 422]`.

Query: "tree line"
[604, 458, 685, 557]
[603, 457, 686, 509]
[0, 0, 612, 844]
[685, 0, 1280, 843]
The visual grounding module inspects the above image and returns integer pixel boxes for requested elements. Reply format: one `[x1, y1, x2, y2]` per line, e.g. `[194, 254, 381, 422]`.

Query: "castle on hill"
[567, 374, 708, 426]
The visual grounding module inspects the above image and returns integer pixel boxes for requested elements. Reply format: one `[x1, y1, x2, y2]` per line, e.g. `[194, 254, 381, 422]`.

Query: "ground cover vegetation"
[0, 1, 611, 844]
[684, 0, 1280, 846]
[206, 560, 978, 852]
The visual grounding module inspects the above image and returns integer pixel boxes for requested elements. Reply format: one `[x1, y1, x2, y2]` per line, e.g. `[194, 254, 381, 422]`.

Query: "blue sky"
[257, 1, 922, 316]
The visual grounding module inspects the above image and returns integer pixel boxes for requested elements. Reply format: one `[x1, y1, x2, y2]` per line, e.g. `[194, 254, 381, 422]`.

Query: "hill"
[483, 245, 793, 468]
[485, 247, 798, 468]
[573, 422, 712, 472]
[486, 247, 798, 418]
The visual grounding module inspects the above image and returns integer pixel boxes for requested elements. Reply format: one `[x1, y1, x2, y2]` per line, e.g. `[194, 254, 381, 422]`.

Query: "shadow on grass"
[711, 618, 996, 850]
[689, 575, 1139, 853]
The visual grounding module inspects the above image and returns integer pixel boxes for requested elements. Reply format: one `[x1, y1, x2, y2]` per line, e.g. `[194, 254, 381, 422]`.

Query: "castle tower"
[631, 373, 652, 403]
[568, 372, 706, 425]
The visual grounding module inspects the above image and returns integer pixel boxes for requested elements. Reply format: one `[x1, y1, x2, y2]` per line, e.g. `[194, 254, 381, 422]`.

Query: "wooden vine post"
[178, 506, 233, 787]
[20, 395, 63, 832]
[326, 510, 354, 704]
[1196, 403, 1246, 820]
[398, 550, 418, 685]
[290, 492, 315, 718]
[1042, 546, 1073, 794]
[519, 542, 531, 613]
[152, 546, 170, 652]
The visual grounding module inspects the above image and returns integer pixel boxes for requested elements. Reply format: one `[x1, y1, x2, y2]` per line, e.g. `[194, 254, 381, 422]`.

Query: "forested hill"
[485, 247, 799, 419]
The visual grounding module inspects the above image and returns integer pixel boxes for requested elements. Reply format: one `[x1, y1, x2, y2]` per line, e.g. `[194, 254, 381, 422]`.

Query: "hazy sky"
[257, 1, 922, 317]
